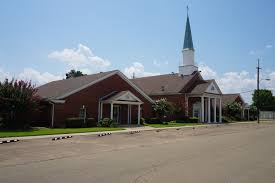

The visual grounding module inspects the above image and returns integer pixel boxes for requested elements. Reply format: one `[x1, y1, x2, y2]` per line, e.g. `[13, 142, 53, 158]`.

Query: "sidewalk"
[0, 121, 268, 141]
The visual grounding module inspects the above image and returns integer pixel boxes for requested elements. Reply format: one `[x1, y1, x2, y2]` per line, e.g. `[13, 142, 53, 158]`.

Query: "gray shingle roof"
[222, 93, 243, 107]
[131, 73, 196, 95]
[37, 70, 118, 99]
[189, 81, 211, 94]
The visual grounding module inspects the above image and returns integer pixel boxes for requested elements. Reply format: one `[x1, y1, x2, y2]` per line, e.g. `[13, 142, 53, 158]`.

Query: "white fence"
[260, 111, 275, 120]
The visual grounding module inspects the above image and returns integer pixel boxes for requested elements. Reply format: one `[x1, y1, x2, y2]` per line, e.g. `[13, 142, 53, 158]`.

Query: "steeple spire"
[178, 6, 197, 76]
[183, 6, 194, 50]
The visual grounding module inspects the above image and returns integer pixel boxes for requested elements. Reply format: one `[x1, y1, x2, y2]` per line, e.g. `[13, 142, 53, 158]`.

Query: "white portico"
[187, 80, 223, 123]
[99, 91, 143, 125]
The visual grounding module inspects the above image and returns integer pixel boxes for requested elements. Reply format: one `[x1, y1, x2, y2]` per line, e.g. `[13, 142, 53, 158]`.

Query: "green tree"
[252, 89, 274, 110]
[0, 79, 40, 129]
[152, 98, 174, 120]
[65, 69, 86, 79]
[226, 102, 242, 119]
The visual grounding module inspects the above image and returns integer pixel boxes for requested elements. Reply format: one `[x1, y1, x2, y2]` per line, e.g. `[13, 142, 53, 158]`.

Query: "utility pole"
[257, 59, 261, 124]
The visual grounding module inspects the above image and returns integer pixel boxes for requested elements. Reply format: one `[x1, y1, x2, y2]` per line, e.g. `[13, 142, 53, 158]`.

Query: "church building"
[35, 12, 223, 127]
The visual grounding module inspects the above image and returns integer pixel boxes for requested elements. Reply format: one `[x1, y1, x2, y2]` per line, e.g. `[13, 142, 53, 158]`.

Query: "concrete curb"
[0, 121, 269, 141]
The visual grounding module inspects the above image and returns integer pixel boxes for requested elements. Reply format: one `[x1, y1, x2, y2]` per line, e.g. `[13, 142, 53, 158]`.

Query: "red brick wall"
[52, 74, 153, 126]
[150, 94, 186, 120]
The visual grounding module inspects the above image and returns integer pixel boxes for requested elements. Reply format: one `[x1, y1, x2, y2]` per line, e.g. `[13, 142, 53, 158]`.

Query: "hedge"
[65, 117, 85, 128]
[144, 117, 161, 124]
[65, 117, 97, 128]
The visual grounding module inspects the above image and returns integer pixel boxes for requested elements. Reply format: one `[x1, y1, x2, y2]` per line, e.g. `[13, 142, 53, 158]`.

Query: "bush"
[0, 79, 40, 129]
[98, 118, 118, 127]
[65, 117, 84, 128]
[86, 118, 97, 127]
[162, 121, 168, 125]
[188, 117, 199, 123]
[144, 117, 161, 124]
[175, 117, 199, 123]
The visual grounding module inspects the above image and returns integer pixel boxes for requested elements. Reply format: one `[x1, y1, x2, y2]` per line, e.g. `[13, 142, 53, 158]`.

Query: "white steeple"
[179, 7, 198, 76]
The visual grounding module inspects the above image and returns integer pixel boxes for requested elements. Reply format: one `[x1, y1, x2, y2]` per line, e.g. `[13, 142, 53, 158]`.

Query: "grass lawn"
[0, 127, 125, 138]
[146, 121, 205, 128]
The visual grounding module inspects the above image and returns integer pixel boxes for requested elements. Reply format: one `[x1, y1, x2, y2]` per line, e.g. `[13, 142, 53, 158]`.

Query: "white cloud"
[266, 44, 272, 49]
[18, 68, 62, 86]
[199, 63, 217, 79]
[153, 59, 169, 67]
[249, 43, 273, 55]
[48, 44, 110, 72]
[198, 64, 275, 104]
[124, 62, 160, 78]
[0, 67, 11, 81]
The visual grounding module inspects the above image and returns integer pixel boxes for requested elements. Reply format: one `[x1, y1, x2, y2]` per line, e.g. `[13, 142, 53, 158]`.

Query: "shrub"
[65, 117, 84, 128]
[226, 102, 242, 119]
[153, 98, 174, 119]
[188, 117, 199, 123]
[144, 117, 161, 124]
[175, 117, 199, 123]
[162, 121, 168, 125]
[98, 118, 118, 127]
[140, 118, 145, 125]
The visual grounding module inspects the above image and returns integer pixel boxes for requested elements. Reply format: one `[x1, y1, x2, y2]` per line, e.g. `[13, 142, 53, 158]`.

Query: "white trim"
[209, 80, 222, 94]
[103, 100, 143, 105]
[50, 100, 66, 104]
[104, 91, 143, 103]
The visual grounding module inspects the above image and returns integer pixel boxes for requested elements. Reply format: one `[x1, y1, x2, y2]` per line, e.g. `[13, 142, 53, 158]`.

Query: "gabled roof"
[37, 70, 154, 103]
[222, 93, 244, 107]
[102, 91, 142, 104]
[131, 72, 199, 95]
[37, 70, 117, 99]
[190, 81, 211, 94]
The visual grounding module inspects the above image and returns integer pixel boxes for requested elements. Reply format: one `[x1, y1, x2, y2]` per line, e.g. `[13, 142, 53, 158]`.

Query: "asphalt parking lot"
[1, 123, 275, 183]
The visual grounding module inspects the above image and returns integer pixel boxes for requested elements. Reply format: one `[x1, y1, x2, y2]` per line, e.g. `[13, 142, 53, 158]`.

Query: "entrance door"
[193, 103, 201, 120]
[113, 105, 121, 124]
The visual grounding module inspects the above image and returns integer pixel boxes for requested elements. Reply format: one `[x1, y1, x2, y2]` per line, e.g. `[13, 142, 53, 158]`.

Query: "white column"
[214, 98, 217, 123]
[127, 104, 130, 125]
[208, 97, 211, 123]
[138, 104, 141, 125]
[129, 105, 132, 124]
[51, 103, 55, 128]
[110, 103, 113, 120]
[201, 96, 204, 122]
[219, 98, 222, 123]
[100, 102, 103, 119]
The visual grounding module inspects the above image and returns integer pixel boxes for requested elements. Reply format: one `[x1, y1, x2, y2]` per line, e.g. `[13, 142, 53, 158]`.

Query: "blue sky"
[0, 0, 274, 103]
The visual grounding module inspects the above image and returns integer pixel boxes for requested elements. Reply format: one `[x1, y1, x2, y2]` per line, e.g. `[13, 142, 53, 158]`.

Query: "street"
[1, 123, 275, 183]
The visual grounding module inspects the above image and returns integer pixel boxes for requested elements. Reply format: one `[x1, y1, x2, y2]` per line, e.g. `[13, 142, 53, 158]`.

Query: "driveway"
[0, 123, 275, 183]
